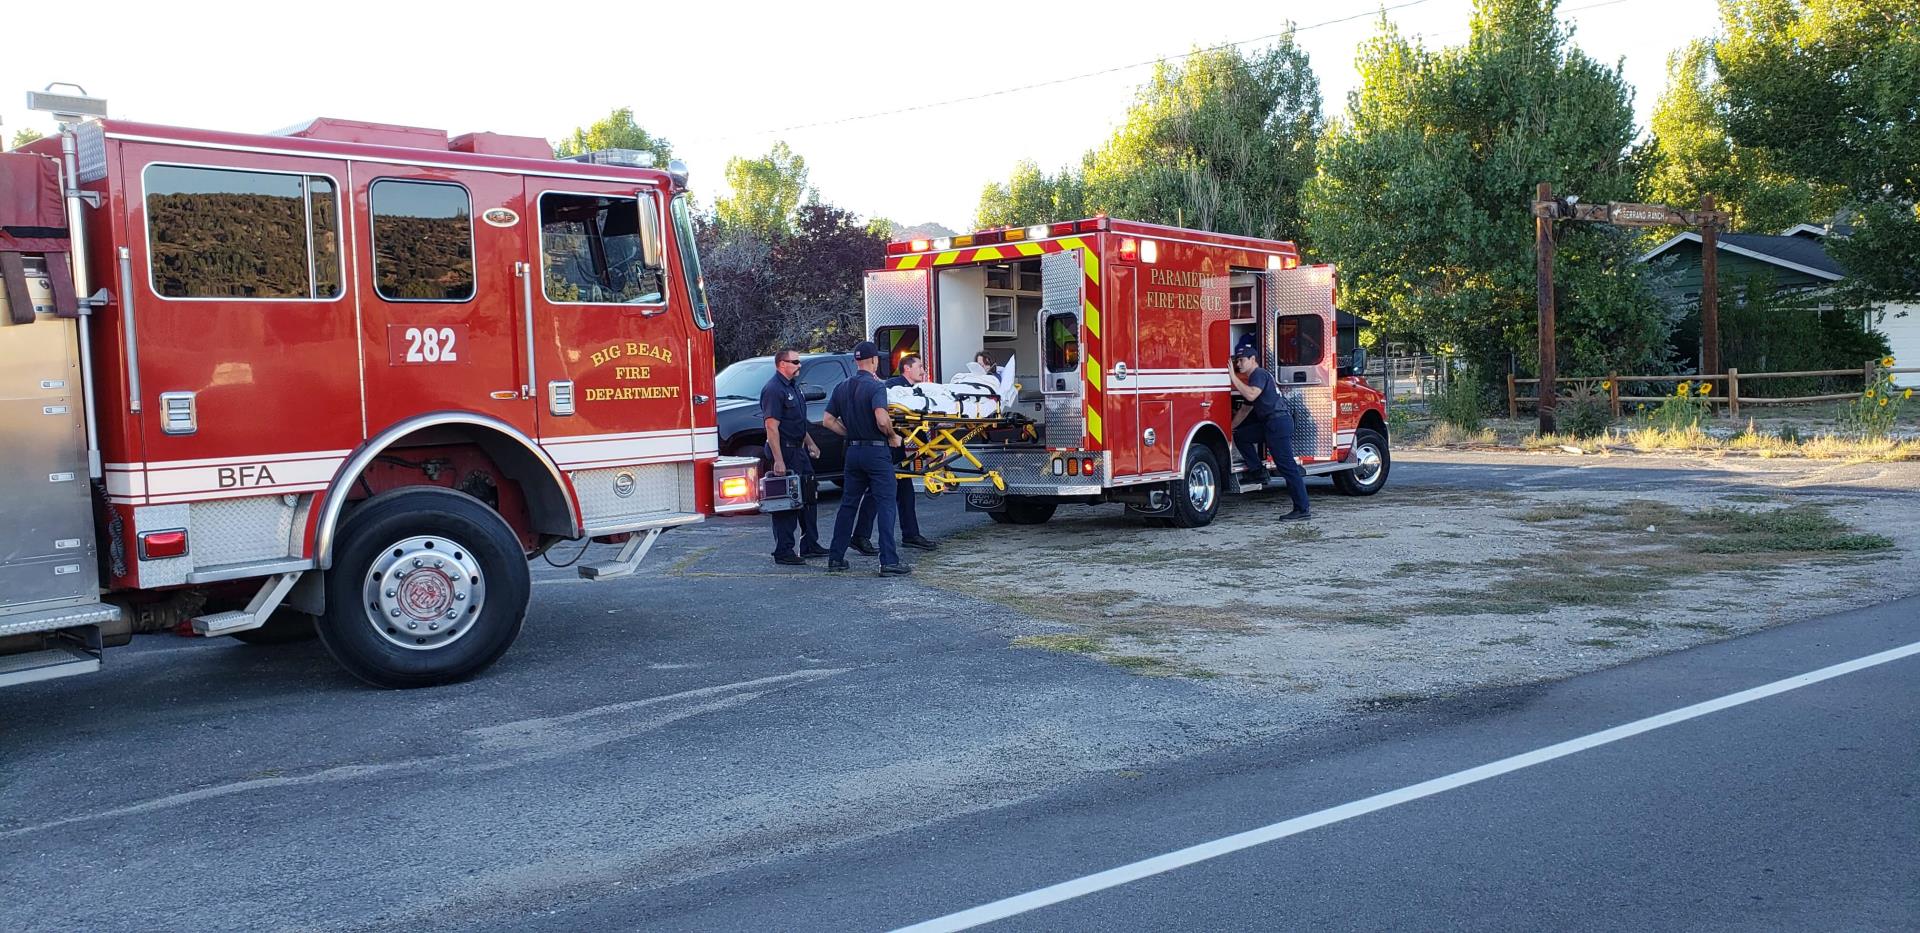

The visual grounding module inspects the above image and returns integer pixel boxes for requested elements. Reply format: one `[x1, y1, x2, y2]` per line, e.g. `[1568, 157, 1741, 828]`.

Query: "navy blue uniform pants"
[831, 445, 900, 565]
[1234, 408, 1311, 513]
[768, 443, 820, 557]
[854, 448, 920, 541]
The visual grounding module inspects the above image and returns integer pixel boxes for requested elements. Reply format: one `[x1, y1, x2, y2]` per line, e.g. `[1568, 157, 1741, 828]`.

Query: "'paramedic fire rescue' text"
[1143, 269, 1227, 312]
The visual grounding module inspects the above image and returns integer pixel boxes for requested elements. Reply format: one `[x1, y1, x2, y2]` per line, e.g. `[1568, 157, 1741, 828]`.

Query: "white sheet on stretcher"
[888, 355, 1018, 418]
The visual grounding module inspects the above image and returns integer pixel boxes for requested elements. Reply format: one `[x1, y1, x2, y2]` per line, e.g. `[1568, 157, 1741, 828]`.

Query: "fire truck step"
[578, 528, 664, 581]
[0, 602, 124, 639]
[0, 644, 100, 688]
[189, 571, 303, 637]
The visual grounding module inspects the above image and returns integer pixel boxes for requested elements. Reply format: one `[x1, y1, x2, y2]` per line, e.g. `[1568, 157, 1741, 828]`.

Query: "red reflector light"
[1050, 222, 1076, 236]
[1119, 238, 1137, 260]
[1078, 218, 1104, 232]
[139, 529, 188, 560]
[720, 476, 751, 498]
[974, 229, 1003, 245]
[887, 242, 909, 255]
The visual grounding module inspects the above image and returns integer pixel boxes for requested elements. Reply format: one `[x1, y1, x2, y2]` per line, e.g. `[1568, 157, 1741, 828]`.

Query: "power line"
[715, 0, 1441, 141]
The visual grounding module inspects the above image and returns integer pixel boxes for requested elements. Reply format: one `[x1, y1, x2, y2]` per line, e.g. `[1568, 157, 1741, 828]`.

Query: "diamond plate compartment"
[572, 463, 692, 532]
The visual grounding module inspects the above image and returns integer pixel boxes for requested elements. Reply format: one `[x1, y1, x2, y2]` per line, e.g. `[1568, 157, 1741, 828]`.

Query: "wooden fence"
[1506, 361, 1920, 420]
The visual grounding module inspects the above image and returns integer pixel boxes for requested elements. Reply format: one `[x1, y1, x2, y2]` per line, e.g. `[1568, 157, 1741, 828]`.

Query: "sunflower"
[1882, 356, 1897, 368]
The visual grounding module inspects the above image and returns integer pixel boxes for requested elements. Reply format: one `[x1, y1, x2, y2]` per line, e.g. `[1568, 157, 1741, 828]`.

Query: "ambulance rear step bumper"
[0, 602, 123, 639]
[0, 644, 100, 688]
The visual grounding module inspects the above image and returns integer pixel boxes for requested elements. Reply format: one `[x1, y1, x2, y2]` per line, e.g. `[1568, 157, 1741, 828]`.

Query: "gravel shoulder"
[922, 447, 1920, 711]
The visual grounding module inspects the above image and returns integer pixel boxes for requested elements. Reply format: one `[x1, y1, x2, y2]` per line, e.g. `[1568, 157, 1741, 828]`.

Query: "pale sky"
[2, 0, 1719, 232]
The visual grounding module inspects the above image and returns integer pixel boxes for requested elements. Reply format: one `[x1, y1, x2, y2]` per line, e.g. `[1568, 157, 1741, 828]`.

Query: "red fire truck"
[863, 217, 1390, 526]
[1, 87, 757, 689]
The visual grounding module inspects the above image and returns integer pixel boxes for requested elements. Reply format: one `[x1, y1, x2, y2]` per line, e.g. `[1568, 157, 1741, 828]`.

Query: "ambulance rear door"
[1261, 264, 1338, 461]
[864, 268, 929, 379]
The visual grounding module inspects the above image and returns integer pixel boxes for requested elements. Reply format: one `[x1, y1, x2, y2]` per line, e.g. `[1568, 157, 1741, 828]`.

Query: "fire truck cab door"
[864, 269, 929, 378]
[353, 167, 535, 440]
[1261, 265, 1338, 461]
[521, 180, 697, 462]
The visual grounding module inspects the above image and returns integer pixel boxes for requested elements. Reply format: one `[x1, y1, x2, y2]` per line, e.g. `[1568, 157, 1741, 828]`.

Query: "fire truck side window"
[369, 180, 476, 302]
[1276, 314, 1325, 366]
[144, 164, 343, 300]
[538, 192, 664, 305]
[1045, 312, 1080, 373]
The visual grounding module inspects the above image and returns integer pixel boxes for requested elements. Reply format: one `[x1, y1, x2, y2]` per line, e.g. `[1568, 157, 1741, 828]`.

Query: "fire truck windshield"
[670, 193, 712, 330]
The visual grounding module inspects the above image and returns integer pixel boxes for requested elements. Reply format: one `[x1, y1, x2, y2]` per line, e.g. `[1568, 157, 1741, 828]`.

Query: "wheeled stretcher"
[888, 408, 1035, 495]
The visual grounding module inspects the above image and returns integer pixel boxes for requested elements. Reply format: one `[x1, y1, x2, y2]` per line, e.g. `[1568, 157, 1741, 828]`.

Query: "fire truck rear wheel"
[1332, 428, 1391, 496]
[991, 497, 1057, 525]
[317, 487, 530, 688]
[1169, 445, 1222, 528]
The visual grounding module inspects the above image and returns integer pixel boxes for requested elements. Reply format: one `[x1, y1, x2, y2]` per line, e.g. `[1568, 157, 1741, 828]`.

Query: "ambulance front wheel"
[1332, 428, 1391, 496]
[317, 487, 531, 689]
[1169, 445, 1222, 528]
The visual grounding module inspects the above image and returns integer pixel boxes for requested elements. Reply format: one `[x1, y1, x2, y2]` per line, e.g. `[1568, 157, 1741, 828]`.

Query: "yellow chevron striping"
[1081, 248, 1100, 287]
[1084, 299, 1100, 339]
[896, 254, 922, 270]
[1086, 356, 1102, 392]
[933, 250, 960, 266]
[1086, 406, 1104, 443]
[1016, 242, 1044, 257]
[973, 246, 1004, 261]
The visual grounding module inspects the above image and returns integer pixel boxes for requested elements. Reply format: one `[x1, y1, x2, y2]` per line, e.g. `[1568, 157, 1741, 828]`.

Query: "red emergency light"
[139, 529, 188, 560]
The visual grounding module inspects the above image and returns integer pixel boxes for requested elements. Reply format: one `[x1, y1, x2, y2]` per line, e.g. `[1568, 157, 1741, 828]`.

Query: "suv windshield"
[714, 359, 775, 399]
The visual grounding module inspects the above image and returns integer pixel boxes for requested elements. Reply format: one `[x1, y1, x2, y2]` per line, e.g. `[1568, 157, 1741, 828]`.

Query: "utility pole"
[1699, 193, 1720, 376]
[1535, 182, 1557, 434]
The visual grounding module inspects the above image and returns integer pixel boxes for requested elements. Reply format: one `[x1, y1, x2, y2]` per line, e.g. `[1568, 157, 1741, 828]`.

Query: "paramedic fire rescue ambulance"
[865, 217, 1390, 527]
[0, 87, 757, 690]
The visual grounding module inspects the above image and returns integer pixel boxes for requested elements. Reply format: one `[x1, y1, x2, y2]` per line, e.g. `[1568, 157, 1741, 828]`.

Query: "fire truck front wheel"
[1332, 428, 1391, 496]
[1169, 445, 1223, 528]
[317, 487, 531, 688]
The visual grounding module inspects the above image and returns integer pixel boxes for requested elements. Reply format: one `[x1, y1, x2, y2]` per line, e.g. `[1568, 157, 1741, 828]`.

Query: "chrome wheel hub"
[1354, 443, 1384, 485]
[363, 535, 485, 651]
[1187, 459, 1217, 513]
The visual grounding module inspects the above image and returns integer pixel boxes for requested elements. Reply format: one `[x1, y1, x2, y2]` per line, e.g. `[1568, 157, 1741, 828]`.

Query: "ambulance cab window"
[1045, 312, 1080, 373]
[144, 165, 343, 300]
[1275, 314, 1325, 366]
[370, 180, 475, 302]
[539, 192, 664, 304]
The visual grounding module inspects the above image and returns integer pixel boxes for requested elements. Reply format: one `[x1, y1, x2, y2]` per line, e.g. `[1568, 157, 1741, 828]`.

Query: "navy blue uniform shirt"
[1244, 366, 1282, 420]
[758, 369, 809, 447]
[827, 370, 891, 441]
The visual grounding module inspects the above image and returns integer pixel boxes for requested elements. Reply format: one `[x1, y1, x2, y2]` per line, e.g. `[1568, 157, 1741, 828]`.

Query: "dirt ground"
[922, 448, 1920, 711]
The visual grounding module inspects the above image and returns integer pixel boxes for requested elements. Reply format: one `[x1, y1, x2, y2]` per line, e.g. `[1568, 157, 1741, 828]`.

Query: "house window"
[370, 180, 475, 302]
[144, 164, 343, 300]
[984, 260, 1041, 339]
[539, 191, 664, 304]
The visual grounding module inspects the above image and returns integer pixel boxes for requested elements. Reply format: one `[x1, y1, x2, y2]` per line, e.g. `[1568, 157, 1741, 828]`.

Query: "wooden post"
[1609, 372, 1621, 418]
[1700, 194, 1721, 377]
[1508, 372, 1519, 419]
[1536, 182, 1557, 434]
[1727, 368, 1740, 420]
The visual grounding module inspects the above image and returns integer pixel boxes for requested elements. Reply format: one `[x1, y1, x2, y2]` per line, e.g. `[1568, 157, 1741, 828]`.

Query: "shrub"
[1641, 380, 1715, 432]
[1557, 381, 1614, 438]
[1842, 356, 1909, 439]
[1430, 372, 1485, 431]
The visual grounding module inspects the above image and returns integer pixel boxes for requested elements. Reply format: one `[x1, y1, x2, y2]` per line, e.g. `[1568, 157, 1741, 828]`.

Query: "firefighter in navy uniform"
[759, 348, 826, 564]
[1228, 335, 1311, 520]
[823, 341, 911, 575]
[851, 353, 938, 554]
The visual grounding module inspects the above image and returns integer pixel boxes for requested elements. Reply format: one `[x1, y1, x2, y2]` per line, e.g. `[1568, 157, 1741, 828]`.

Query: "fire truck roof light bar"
[28, 84, 107, 122]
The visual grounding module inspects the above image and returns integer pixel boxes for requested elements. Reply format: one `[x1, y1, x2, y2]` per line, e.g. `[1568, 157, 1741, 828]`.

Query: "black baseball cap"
[853, 340, 881, 360]
[1232, 335, 1260, 358]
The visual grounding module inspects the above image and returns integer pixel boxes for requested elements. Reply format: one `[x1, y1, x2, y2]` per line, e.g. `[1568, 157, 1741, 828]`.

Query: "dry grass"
[1520, 433, 1611, 453]
[1617, 425, 1920, 461]
[1420, 423, 1499, 447]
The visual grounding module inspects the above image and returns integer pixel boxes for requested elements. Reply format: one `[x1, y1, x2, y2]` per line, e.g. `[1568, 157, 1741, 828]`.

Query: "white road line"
[894, 638, 1920, 933]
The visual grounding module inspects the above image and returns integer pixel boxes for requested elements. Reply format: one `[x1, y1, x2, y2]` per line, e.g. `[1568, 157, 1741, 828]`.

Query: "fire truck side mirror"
[640, 198, 664, 269]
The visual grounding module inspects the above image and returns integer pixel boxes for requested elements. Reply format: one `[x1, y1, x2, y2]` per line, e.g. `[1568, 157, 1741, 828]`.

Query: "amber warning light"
[720, 476, 751, 499]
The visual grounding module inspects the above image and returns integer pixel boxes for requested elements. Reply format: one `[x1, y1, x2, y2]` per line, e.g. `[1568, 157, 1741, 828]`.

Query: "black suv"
[713, 352, 857, 482]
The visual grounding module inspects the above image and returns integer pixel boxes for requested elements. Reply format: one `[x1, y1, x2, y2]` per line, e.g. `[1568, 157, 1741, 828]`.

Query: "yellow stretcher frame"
[888, 406, 1035, 495]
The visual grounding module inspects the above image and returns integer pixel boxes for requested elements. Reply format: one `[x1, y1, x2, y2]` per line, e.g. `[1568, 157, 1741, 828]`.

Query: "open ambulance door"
[863, 269, 930, 379]
[1038, 250, 1087, 449]
[1262, 264, 1338, 461]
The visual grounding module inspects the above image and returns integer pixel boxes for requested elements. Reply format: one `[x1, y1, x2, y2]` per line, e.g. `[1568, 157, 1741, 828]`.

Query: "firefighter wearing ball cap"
[823, 341, 912, 575]
[1228, 334, 1311, 520]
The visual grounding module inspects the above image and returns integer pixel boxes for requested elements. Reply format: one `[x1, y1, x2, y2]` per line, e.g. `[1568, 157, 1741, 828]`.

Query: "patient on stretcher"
[887, 355, 1019, 419]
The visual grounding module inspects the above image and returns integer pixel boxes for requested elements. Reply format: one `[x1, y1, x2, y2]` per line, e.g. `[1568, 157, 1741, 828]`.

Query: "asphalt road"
[1, 452, 1914, 932]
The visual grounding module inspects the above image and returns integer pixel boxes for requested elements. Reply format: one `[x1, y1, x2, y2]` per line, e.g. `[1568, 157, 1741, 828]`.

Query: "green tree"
[715, 141, 812, 238]
[1304, 0, 1668, 376]
[1083, 37, 1321, 239]
[1640, 41, 1840, 232]
[1714, 0, 1920, 301]
[974, 159, 1086, 228]
[553, 107, 674, 164]
[9, 128, 44, 150]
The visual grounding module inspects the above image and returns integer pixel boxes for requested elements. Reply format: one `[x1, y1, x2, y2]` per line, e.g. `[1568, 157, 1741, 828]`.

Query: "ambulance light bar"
[886, 217, 1108, 255]
[28, 84, 107, 123]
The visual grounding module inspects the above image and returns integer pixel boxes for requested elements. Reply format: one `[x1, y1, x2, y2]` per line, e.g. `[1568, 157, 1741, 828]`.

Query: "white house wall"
[1880, 302, 1920, 387]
